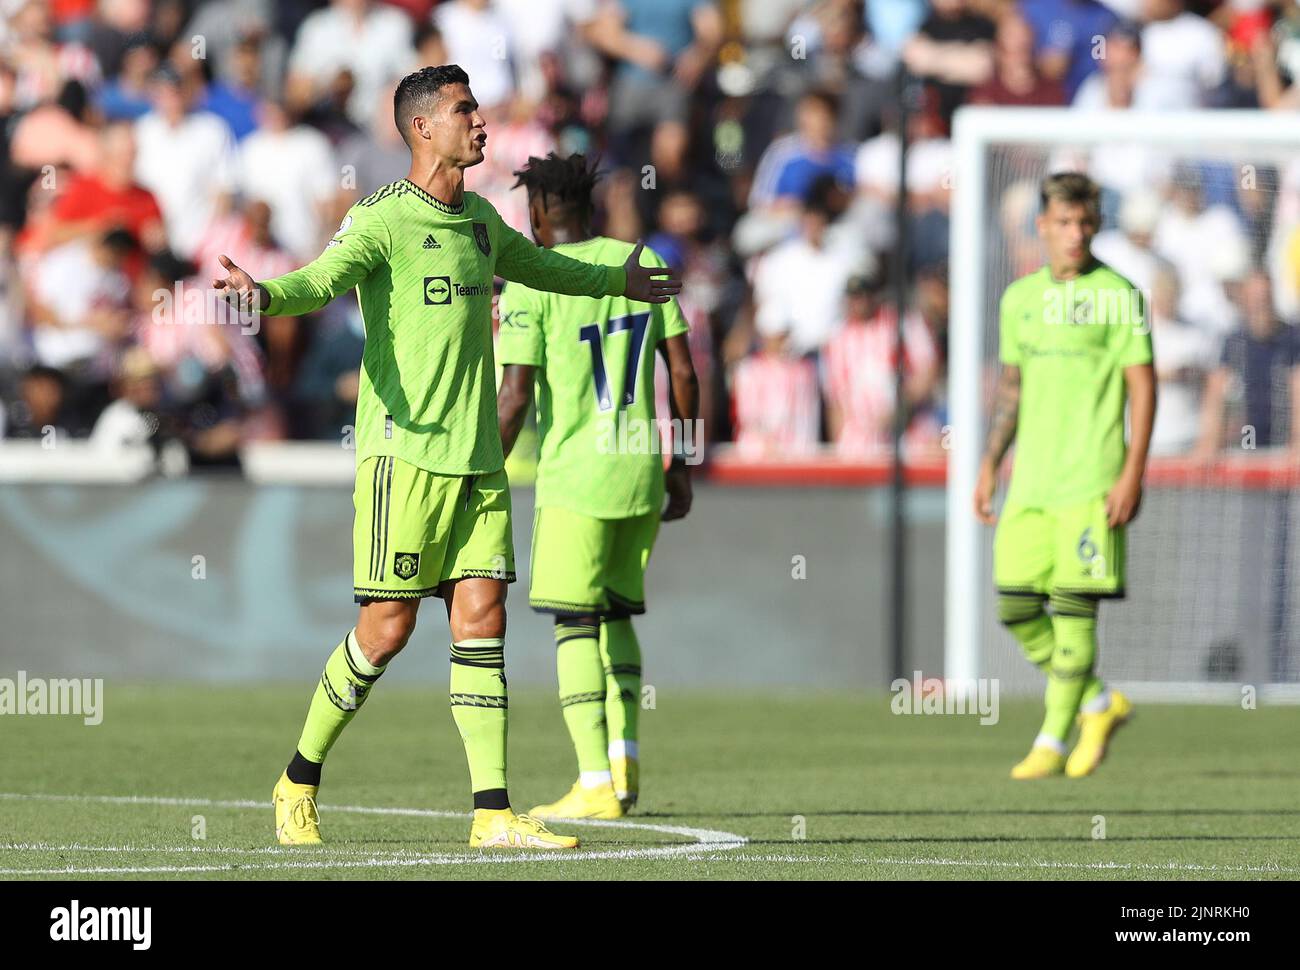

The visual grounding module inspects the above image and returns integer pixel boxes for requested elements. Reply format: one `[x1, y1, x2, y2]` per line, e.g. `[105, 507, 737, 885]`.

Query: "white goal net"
[946, 108, 1300, 702]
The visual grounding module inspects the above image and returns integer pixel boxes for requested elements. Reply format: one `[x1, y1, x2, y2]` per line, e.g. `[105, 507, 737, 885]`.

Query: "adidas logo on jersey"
[422, 234, 441, 250]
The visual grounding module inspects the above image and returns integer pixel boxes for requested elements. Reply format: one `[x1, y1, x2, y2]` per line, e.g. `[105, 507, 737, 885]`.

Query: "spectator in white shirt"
[133, 66, 236, 259]
[27, 229, 134, 373]
[1072, 19, 1191, 111]
[285, 0, 416, 127]
[1153, 164, 1250, 334]
[494, 0, 602, 102]
[435, 0, 517, 112]
[751, 181, 865, 357]
[1148, 261, 1216, 455]
[1139, 0, 1226, 105]
[236, 102, 343, 260]
[1090, 188, 1161, 293]
[91, 346, 163, 450]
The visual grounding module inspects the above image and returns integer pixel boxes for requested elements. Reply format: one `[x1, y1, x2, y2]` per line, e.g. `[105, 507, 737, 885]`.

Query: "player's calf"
[356, 598, 420, 665]
[997, 591, 1053, 672]
[1039, 592, 1099, 746]
[273, 612, 409, 843]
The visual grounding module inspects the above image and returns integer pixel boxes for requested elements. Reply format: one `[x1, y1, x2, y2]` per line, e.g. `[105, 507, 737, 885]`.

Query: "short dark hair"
[800, 88, 839, 116]
[1040, 171, 1100, 218]
[24, 364, 65, 387]
[512, 152, 602, 226]
[101, 228, 137, 255]
[393, 64, 470, 146]
[803, 172, 841, 219]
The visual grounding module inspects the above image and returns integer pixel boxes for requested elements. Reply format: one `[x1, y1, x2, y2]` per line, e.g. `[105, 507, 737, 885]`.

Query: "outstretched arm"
[973, 364, 1020, 524]
[495, 221, 682, 304]
[213, 211, 388, 317]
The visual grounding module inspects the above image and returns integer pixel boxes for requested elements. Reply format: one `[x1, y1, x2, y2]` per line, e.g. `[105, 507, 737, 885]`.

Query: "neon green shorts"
[994, 496, 1125, 598]
[352, 457, 515, 602]
[528, 506, 661, 617]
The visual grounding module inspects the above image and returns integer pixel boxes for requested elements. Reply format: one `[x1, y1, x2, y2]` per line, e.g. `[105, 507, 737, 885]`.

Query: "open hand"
[624, 241, 682, 304]
[212, 255, 265, 312]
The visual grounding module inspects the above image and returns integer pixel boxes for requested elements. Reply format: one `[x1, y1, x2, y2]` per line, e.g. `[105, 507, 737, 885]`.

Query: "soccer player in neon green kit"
[495, 154, 699, 818]
[212, 66, 681, 848]
[973, 172, 1156, 779]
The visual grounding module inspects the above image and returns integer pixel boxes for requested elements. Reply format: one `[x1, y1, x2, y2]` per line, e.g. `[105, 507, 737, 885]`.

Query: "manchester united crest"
[472, 222, 491, 257]
[393, 552, 420, 580]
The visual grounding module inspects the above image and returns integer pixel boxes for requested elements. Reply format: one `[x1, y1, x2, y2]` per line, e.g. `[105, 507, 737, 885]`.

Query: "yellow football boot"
[1066, 690, 1133, 778]
[529, 781, 624, 820]
[468, 809, 579, 849]
[1010, 745, 1066, 779]
[272, 772, 322, 845]
[610, 757, 639, 813]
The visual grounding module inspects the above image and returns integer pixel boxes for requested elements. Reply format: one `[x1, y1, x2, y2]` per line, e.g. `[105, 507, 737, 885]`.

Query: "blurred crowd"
[0, 0, 1298, 468]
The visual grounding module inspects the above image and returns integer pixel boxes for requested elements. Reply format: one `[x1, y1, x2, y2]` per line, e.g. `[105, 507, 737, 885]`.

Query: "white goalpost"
[945, 107, 1300, 703]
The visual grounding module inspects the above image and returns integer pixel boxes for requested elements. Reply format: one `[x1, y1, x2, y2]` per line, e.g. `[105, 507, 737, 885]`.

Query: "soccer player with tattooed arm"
[973, 172, 1156, 780]
[212, 65, 680, 849]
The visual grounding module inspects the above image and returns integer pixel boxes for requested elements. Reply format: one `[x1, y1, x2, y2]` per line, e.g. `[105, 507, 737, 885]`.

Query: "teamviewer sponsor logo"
[50, 900, 151, 950]
[424, 276, 452, 305]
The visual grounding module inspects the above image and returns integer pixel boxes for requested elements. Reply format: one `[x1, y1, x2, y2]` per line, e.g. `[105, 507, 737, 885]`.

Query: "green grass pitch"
[1, 686, 1297, 880]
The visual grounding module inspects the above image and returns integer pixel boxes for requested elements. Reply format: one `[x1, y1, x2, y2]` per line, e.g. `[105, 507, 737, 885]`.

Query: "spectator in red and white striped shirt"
[822, 273, 940, 457]
[731, 324, 820, 459]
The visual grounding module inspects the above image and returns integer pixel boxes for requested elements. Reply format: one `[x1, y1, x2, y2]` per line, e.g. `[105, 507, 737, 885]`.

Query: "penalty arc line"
[0, 792, 747, 874]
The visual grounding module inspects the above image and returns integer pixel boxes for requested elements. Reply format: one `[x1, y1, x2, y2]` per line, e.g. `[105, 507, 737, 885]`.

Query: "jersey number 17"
[578, 311, 651, 412]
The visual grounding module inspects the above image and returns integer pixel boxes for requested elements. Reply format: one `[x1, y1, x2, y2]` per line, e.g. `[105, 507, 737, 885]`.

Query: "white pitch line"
[0, 792, 746, 874]
[1, 842, 460, 857]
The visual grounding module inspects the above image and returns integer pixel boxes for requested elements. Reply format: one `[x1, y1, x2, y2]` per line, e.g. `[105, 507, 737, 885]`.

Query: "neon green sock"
[1041, 593, 1099, 743]
[1080, 674, 1106, 708]
[599, 618, 641, 753]
[997, 593, 1054, 673]
[449, 638, 508, 795]
[555, 620, 609, 775]
[296, 629, 386, 763]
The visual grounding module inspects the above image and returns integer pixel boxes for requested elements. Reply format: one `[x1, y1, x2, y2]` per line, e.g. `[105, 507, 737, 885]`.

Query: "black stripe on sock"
[560, 691, 607, 707]
[342, 634, 382, 683]
[555, 630, 599, 647]
[473, 788, 509, 810]
[320, 673, 354, 712]
[449, 693, 508, 709]
[286, 749, 321, 786]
